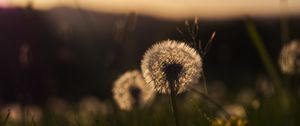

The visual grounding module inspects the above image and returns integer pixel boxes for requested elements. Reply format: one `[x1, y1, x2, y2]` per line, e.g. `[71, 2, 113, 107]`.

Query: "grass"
[0, 95, 299, 126]
[1, 8, 299, 126]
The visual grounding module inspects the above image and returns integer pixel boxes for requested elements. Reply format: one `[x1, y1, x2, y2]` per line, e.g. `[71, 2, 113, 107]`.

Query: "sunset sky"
[3, 0, 300, 19]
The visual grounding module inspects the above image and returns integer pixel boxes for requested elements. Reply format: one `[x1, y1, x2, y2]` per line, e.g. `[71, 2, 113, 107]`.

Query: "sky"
[2, 0, 300, 19]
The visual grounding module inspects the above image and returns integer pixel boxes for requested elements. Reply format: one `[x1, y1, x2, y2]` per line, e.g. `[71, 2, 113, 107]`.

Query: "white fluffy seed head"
[141, 40, 202, 94]
[279, 40, 300, 75]
[112, 70, 155, 111]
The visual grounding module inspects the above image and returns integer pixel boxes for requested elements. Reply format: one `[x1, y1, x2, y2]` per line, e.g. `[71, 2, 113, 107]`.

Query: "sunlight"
[6, 0, 300, 19]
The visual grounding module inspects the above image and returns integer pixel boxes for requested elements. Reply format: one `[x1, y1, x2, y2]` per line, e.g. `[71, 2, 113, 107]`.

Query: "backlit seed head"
[141, 40, 202, 94]
[113, 70, 155, 110]
[279, 40, 300, 75]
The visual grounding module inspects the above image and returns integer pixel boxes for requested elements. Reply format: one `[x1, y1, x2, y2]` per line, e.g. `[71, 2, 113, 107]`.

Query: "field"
[0, 1, 300, 126]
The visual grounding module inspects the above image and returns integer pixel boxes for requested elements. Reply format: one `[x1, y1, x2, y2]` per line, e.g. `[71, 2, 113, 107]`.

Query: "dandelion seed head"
[78, 96, 108, 125]
[279, 40, 300, 75]
[1, 103, 22, 122]
[113, 70, 155, 110]
[79, 96, 108, 117]
[223, 104, 246, 118]
[141, 40, 202, 94]
[24, 105, 43, 123]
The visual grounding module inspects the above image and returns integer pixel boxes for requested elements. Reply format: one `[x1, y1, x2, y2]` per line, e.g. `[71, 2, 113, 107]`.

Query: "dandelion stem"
[169, 82, 180, 126]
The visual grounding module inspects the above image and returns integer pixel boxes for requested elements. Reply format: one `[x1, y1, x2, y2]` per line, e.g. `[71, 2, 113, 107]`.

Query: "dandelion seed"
[279, 40, 300, 75]
[141, 40, 202, 94]
[113, 70, 155, 110]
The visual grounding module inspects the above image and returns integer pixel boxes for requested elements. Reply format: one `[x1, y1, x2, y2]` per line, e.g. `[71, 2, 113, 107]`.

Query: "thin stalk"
[244, 18, 293, 123]
[201, 70, 208, 94]
[201, 32, 216, 95]
[1, 111, 10, 126]
[244, 18, 283, 92]
[203, 32, 216, 57]
[169, 82, 180, 126]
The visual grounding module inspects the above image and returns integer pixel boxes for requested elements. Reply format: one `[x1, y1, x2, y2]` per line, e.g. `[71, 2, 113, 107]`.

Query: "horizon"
[2, 0, 300, 20]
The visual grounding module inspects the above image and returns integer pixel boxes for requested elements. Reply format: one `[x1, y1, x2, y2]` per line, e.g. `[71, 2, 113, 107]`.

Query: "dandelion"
[1, 103, 22, 122]
[78, 96, 108, 125]
[113, 70, 155, 111]
[141, 40, 201, 126]
[217, 104, 246, 119]
[79, 96, 107, 117]
[24, 105, 43, 123]
[279, 40, 300, 75]
[141, 40, 202, 94]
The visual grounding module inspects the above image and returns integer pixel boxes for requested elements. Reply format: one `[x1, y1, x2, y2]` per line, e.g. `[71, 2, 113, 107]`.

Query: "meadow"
[0, 2, 300, 126]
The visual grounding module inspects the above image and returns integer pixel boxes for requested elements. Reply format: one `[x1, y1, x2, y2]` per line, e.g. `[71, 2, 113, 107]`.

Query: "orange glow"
[0, 0, 10, 7]
[7, 0, 300, 19]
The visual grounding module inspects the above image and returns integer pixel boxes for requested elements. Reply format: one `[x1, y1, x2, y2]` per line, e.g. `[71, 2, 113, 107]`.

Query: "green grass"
[0, 93, 299, 126]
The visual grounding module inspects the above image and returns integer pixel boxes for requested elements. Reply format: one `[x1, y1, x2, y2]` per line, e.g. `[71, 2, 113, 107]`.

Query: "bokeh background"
[0, 0, 300, 106]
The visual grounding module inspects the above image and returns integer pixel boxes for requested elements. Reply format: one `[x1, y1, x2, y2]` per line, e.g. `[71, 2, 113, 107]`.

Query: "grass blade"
[2, 111, 10, 126]
[244, 18, 283, 92]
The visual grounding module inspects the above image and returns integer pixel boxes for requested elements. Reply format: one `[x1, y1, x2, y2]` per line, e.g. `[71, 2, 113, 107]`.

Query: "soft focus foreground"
[0, 0, 300, 126]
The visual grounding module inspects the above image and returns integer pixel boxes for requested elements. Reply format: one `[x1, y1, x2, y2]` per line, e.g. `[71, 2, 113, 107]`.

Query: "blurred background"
[0, 0, 300, 105]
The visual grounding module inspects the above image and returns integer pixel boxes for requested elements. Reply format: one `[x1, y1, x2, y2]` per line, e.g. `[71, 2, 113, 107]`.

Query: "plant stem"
[1, 111, 10, 126]
[201, 69, 208, 94]
[244, 18, 283, 92]
[244, 18, 294, 123]
[169, 82, 180, 126]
